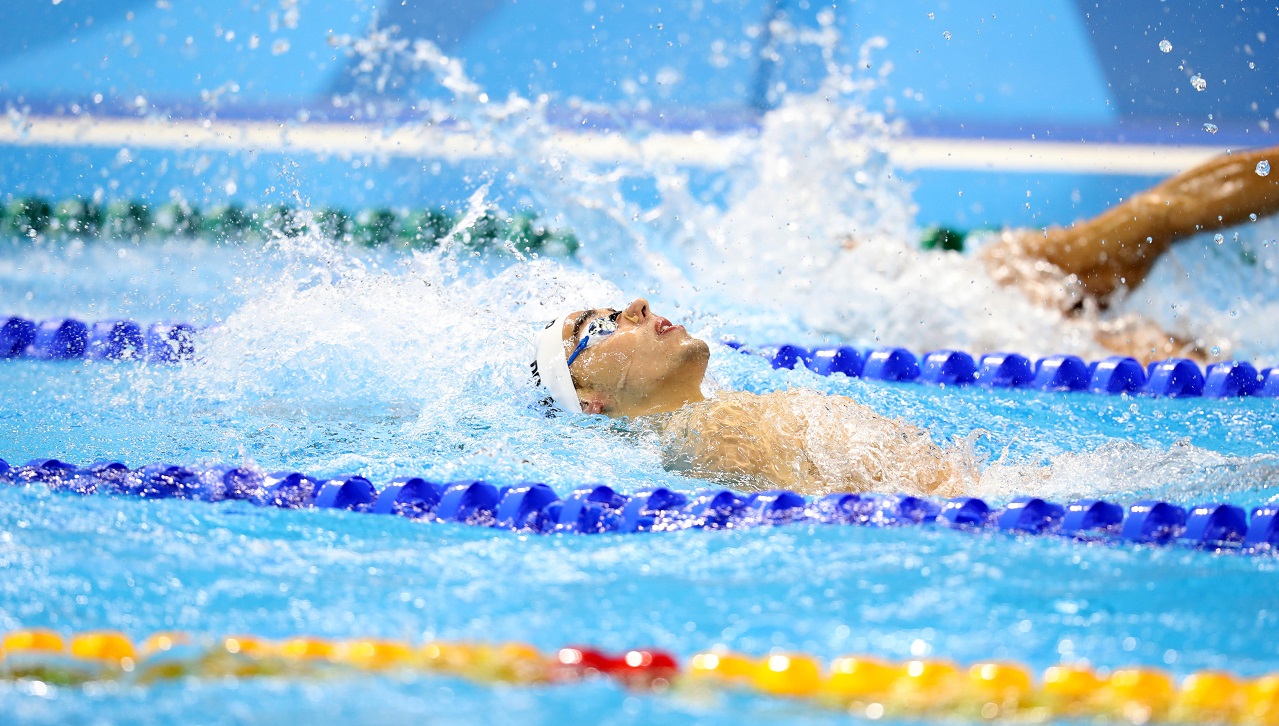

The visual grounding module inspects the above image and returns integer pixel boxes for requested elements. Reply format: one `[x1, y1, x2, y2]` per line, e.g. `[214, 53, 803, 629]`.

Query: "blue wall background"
[1, 0, 1275, 227]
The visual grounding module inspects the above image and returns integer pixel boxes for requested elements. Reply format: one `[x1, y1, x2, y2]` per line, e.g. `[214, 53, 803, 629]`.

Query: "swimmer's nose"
[622, 298, 649, 325]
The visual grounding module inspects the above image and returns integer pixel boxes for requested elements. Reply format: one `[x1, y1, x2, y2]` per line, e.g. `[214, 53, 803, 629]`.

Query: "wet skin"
[982, 144, 1279, 364]
[552, 300, 970, 495]
[558, 297, 710, 418]
[1017, 145, 1279, 302]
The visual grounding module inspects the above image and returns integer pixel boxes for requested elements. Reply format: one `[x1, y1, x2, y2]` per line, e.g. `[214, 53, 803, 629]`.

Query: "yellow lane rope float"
[2, 630, 1277, 724]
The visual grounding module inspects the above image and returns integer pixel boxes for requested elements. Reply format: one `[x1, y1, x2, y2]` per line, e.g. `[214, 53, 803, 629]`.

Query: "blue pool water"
[2, 229, 1279, 723]
[3, 1, 1279, 723]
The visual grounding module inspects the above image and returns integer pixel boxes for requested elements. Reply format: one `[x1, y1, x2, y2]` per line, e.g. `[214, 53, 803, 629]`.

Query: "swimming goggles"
[567, 310, 621, 367]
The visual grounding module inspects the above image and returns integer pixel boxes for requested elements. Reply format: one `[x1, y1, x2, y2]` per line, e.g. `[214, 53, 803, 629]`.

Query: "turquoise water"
[2, 476, 1278, 724]
[2, 238, 1277, 498]
[2, 228, 1279, 723]
[3, 14, 1279, 721]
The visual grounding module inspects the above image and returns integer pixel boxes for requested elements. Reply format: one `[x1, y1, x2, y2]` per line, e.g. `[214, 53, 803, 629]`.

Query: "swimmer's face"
[560, 298, 710, 416]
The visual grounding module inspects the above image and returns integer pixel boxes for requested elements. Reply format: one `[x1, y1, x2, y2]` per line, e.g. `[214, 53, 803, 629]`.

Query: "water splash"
[133, 19, 1279, 471]
[1113, 217, 1279, 365]
[177, 236, 668, 484]
[310, 19, 1277, 365]
[7, 13, 1277, 498]
[977, 439, 1279, 504]
[324, 28, 697, 300]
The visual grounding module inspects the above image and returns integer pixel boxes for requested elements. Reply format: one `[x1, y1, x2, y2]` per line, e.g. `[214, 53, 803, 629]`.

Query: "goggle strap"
[566, 335, 590, 367]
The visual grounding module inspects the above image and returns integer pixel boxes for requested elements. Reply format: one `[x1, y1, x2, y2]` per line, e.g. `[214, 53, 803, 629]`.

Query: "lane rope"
[1, 629, 1276, 723]
[1, 317, 196, 362]
[8, 203, 1273, 398]
[738, 342, 1279, 399]
[5, 312, 1277, 402]
[4, 458, 1277, 554]
[1, 196, 580, 253]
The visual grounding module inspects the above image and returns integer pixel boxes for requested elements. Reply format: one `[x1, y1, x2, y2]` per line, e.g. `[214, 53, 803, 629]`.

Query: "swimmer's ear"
[579, 393, 608, 416]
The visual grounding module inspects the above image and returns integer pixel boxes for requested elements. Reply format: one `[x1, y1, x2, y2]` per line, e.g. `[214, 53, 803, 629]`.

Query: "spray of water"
[15, 13, 1271, 499]
[316, 15, 1279, 362]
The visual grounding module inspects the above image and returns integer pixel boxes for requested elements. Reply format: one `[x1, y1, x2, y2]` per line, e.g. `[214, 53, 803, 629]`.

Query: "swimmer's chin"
[682, 338, 712, 384]
[687, 336, 711, 362]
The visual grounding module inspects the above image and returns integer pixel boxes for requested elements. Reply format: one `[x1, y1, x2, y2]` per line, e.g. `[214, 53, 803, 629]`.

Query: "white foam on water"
[976, 439, 1279, 502]
[311, 20, 1279, 365]
[8, 17, 1273, 498]
[1109, 218, 1279, 366]
[157, 223, 694, 484]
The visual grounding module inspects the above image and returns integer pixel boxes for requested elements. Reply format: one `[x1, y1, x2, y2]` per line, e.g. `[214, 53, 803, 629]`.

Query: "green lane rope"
[0, 196, 580, 255]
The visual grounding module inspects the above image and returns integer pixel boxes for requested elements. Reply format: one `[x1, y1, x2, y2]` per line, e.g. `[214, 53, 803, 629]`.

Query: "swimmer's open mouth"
[655, 317, 680, 335]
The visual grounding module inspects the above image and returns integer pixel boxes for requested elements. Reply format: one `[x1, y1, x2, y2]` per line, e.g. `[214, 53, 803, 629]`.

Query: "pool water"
[2, 227, 1278, 723]
[3, 14, 1279, 725]
[2, 483, 1278, 725]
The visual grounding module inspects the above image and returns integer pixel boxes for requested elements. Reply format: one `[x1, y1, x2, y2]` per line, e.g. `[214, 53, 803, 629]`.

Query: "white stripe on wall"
[0, 115, 1228, 176]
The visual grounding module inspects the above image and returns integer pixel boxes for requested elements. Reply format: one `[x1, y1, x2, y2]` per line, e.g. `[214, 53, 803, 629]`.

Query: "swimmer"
[982, 144, 1279, 363]
[533, 299, 976, 497]
[530, 147, 1279, 495]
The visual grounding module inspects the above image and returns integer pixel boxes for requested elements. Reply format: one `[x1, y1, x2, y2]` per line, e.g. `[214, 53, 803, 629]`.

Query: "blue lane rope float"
[3, 458, 1277, 555]
[733, 342, 1279, 399]
[1, 316, 196, 362]
[7, 315, 1278, 400]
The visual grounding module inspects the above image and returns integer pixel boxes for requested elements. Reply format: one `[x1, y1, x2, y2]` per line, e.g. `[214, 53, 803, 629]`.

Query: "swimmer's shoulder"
[664, 388, 818, 432]
[674, 388, 827, 413]
[661, 390, 760, 433]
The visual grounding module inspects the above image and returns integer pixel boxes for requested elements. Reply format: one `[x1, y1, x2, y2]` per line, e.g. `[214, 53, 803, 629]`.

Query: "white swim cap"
[531, 313, 582, 413]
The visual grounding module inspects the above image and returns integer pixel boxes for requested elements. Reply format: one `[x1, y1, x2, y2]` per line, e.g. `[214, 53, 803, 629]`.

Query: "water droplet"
[1210, 346, 1221, 356]
[928, 12, 935, 19]
[1203, 122, 1218, 134]
[1158, 39, 1172, 53]
[1257, 160, 1271, 176]
[1214, 233, 1224, 244]
[942, 30, 951, 40]
[1251, 213, 1259, 221]
[1190, 74, 1207, 91]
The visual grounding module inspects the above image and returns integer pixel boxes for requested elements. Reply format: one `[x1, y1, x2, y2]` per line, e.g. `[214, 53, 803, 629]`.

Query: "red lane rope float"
[3, 630, 1278, 723]
[0, 630, 676, 691]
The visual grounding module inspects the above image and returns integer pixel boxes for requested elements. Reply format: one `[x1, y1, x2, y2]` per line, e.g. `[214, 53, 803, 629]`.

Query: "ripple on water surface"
[3, 487, 1278, 674]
